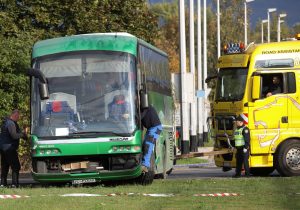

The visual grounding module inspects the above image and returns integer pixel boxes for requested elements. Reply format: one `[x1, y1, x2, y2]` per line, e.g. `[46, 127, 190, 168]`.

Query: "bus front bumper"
[31, 166, 142, 183]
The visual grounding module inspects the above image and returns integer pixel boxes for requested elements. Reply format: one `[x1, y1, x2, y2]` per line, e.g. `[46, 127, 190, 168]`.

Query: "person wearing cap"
[233, 114, 250, 178]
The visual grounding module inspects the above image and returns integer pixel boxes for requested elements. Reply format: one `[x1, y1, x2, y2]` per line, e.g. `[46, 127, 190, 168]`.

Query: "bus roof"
[32, 32, 167, 59]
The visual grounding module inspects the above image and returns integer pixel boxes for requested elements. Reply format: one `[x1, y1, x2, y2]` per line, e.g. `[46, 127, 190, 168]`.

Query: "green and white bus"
[28, 33, 175, 185]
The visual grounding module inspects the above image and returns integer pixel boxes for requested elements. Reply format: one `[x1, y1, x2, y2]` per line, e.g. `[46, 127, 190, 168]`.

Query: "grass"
[0, 177, 299, 210]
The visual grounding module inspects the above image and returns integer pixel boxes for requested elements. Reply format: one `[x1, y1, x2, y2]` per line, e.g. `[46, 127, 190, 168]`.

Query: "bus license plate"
[72, 179, 96, 185]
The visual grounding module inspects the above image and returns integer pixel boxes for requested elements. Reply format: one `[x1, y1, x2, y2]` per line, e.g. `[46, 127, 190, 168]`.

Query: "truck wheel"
[138, 153, 155, 185]
[250, 167, 274, 176]
[274, 140, 300, 176]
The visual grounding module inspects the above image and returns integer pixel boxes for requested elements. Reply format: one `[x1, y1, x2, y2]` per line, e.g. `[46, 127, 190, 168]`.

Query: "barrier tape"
[0, 195, 29, 199]
[194, 193, 241, 197]
[0, 192, 240, 199]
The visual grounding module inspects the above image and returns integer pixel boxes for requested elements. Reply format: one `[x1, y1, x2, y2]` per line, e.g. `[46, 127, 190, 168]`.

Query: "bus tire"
[139, 153, 155, 185]
[250, 167, 274, 176]
[274, 139, 300, 176]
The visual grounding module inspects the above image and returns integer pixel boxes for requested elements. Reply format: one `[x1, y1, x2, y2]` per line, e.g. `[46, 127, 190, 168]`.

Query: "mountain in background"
[148, 0, 300, 28]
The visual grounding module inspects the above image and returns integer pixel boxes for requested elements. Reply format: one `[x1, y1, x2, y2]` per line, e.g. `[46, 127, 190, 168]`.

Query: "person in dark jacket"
[266, 75, 282, 97]
[141, 105, 162, 173]
[233, 114, 250, 178]
[0, 109, 27, 188]
[108, 94, 130, 121]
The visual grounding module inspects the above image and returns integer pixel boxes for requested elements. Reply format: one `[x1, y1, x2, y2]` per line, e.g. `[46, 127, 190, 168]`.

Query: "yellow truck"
[208, 34, 300, 176]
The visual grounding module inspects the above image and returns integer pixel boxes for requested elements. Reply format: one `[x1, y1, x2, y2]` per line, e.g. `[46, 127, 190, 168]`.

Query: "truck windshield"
[215, 68, 248, 102]
[31, 51, 137, 138]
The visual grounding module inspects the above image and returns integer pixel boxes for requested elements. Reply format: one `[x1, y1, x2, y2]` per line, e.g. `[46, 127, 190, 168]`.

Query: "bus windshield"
[31, 51, 137, 138]
[215, 68, 248, 102]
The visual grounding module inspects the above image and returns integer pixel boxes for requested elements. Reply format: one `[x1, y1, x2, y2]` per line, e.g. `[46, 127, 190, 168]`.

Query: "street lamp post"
[267, 8, 277, 43]
[261, 19, 268, 43]
[244, 0, 254, 46]
[217, 0, 220, 58]
[277, 13, 287, 42]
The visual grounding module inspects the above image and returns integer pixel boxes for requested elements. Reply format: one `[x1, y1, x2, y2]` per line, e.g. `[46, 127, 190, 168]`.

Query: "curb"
[174, 163, 217, 168]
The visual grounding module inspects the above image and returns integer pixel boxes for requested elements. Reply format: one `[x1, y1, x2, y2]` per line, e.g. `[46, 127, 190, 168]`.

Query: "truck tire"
[274, 139, 300, 176]
[250, 167, 274, 176]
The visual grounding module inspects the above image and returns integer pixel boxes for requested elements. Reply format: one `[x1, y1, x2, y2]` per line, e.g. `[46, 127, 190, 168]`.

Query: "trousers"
[235, 147, 250, 176]
[142, 125, 162, 168]
[1, 148, 21, 186]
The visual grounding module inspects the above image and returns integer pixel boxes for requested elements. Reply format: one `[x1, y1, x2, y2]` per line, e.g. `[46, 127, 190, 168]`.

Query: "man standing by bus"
[233, 115, 250, 178]
[141, 105, 162, 173]
[0, 109, 28, 188]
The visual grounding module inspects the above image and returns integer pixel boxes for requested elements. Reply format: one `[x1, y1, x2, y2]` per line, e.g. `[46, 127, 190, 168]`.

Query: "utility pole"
[244, 0, 254, 46]
[217, 0, 220, 58]
[261, 19, 268, 43]
[203, 0, 208, 142]
[277, 13, 287, 42]
[189, 0, 197, 152]
[179, 0, 190, 154]
[267, 8, 277, 43]
[197, 0, 204, 147]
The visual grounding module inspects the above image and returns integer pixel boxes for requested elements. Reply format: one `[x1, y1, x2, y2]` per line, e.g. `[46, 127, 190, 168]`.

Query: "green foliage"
[0, 0, 159, 170]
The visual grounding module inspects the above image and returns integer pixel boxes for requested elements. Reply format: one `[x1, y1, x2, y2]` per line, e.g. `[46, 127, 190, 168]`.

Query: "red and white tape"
[194, 193, 241, 197]
[0, 193, 240, 199]
[0, 195, 29, 199]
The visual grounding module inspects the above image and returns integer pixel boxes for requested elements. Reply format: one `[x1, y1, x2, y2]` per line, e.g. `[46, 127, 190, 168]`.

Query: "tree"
[0, 0, 159, 170]
[151, 1, 180, 73]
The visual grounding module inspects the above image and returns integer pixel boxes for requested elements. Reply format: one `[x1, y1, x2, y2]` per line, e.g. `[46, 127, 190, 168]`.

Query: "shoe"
[141, 165, 149, 173]
[232, 174, 241, 178]
[0, 184, 7, 188]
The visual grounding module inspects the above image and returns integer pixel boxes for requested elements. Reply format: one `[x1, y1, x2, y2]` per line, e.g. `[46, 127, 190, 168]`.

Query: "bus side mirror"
[38, 83, 49, 100]
[27, 68, 49, 100]
[252, 75, 261, 100]
[140, 89, 149, 109]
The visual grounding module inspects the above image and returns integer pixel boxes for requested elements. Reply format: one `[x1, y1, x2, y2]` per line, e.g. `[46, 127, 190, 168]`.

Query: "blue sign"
[196, 90, 205, 98]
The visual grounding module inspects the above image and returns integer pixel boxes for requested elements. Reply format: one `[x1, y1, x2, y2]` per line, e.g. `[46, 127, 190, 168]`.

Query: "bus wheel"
[138, 153, 155, 185]
[250, 167, 274, 176]
[275, 139, 300, 176]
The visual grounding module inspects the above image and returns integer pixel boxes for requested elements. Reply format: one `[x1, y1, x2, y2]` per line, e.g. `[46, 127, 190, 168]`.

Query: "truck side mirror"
[252, 75, 261, 100]
[28, 68, 49, 100]
[205, 74, 218, 83]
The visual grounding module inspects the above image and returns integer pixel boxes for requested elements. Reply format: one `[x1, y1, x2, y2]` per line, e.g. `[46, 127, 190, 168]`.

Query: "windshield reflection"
[31, 51, 136, 138]
[215, 68, 248, 102]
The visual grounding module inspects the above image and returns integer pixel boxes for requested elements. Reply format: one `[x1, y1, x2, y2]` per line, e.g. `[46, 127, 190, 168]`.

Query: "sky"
[246, 0, 300, 28]
[148, 0, 300, 28]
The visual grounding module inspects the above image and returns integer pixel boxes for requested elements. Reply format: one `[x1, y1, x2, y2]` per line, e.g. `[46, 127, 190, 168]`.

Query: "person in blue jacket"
[140, 105, 162, 173]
